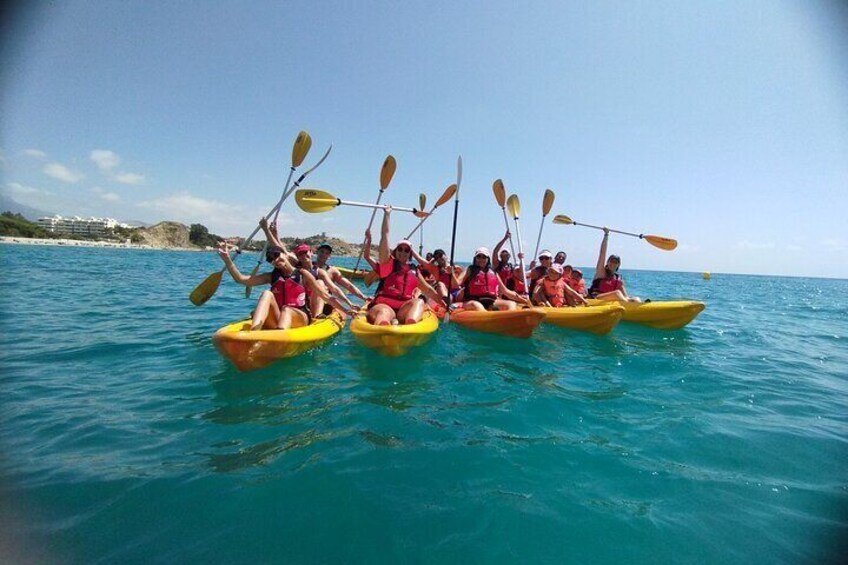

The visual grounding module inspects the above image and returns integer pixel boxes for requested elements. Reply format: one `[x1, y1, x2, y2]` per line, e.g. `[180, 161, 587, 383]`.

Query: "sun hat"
[294, 244, 311, 255]
[394, 239, 413, 250]
[474, 247, 490, 258]
[549, 263, 564, 275]
[539, 250, 553, 259]
[573, 268, 583, 276]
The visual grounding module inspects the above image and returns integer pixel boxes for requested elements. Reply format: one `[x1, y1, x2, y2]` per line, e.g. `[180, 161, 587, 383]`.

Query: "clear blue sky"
[2, 1, 847, 277]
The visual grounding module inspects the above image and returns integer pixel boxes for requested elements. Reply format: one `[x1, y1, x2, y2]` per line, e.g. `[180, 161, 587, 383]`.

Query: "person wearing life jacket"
[491, 230, 515, 289]
[571, 268, 587, 297]
[533, 263, 588, 307]
[421, 248, 461, 302]
[216, 240, 352, 331]
[364, 207, 446, 326]
[526, 249, 553, 296]
[588, 228, 642, 304]
[314, 242, 368, 304]
[455, 247, 530, 312]
[258, 219, 356, 316]
[560, 264, 587, 306]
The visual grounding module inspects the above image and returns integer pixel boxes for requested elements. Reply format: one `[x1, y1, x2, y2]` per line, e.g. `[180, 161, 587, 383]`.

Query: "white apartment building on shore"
[37, 215, 132, 237]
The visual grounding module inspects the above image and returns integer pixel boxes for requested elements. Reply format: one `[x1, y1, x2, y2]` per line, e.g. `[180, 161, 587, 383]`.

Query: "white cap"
[539, 249, 553, 258]
[473, 247, 490, 258]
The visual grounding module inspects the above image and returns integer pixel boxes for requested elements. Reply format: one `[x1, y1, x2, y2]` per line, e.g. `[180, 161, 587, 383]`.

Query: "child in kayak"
[456, 247, 530, 311]
[364, 207, 446, 325]
[216, 242, 352, 331]
[554, 251, 567, 266]
[570, 268, 587, 297]
[533, 263, 588, 307]
[589, 228, 642, 304]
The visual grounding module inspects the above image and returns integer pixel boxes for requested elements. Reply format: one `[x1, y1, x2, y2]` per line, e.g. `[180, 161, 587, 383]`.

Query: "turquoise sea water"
[0, 243, 846, 563]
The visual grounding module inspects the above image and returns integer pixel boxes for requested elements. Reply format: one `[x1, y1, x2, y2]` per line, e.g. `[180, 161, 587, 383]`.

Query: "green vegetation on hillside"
[0, 212, 54, 238]
[189, 224, 223, 247]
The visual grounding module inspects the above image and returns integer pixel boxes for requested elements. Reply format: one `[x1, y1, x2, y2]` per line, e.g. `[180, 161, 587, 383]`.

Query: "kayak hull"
[350, 309, 439, 356]
[450, 307, 546, 338]
[587, 299, 705, 329]
[539, 304, 625, 335]
[336, 266, 369, 280]
[212, 312, 344, 371]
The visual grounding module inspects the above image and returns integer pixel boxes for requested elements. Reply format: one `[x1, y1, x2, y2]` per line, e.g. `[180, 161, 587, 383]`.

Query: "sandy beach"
[0, 236, 204, 252]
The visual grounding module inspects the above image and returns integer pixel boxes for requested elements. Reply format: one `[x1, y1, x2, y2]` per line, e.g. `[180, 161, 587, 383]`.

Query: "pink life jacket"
[374, 260, 418, 309]
[465, 268, 499, 300]
[270, 269, 308, 309]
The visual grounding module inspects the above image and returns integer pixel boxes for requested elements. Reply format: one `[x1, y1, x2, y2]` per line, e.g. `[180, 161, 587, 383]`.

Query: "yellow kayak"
[539, 303, 625, 335]
[450, 307, 546, 339]
[212, 312, 345, 371]
[349, 309, 439, 356]
[587, 299, 705, 329]
[335, 266, 369, 280]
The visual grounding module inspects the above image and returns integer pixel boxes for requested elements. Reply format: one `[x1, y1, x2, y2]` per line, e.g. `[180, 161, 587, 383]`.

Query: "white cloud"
[113, 172, 145, 185]
[22, 149, 47, 159]
[7, 181, 49, 196]
[91, 187, 120, 202]
[90, 149, 120, 172]
[736, 240, 775, 250]
[44, 162, 84, 183]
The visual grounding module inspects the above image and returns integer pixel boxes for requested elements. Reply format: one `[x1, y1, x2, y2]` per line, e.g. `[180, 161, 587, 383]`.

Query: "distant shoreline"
[0, 236, 203, 252]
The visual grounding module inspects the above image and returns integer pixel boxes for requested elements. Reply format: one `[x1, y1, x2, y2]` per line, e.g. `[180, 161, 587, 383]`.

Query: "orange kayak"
[449, 307, 546, 338]
[539, 303, 625, 335]
[212, 312, 345, 371]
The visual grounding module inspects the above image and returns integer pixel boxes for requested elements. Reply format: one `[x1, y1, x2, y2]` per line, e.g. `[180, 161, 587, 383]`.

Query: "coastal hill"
[137, 222, 363, 256]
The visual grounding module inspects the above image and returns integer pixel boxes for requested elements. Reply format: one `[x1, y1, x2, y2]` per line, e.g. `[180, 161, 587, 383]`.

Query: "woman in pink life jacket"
[216, 241, 351, 331]
[588, 228, 642, 304]
[455, 247, 530, 312]
[364, 207, 446, 326]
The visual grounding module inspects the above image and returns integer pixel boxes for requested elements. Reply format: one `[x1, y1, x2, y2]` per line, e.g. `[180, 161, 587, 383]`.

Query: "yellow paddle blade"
[492, 179, 506, 207]
[645, 235, 678, 251]
[542, 189, 555, 215]
[552, 215, 573, 225]
[380, 155, 397, 190]
[292, 131, 312, 167]
[189, 269, 224, 306]
[435, 184, 457, 207]
[419, 193, 427, 210]
[507, 194, 521, 218]
[295, 189, 339, 213]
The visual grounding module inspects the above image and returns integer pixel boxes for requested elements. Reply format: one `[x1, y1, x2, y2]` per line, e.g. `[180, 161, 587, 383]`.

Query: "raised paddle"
[404, 183, 457, 239]
[352, 155, 397, 275]
[552, 215, 678, 251]
[445, 155, 462, 324]
[189, 267, 226, 306]
[295, 189, 429, 216]
[493, 179, 517, 259]
[191, 132, 321, 306]
[507, 194, 530, 294]
[245, 131, 313, 297]
[418, 193, 427, 254]
[531, 189, 556, 260]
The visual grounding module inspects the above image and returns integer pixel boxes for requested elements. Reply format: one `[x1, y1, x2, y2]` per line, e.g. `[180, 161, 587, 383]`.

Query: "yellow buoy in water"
[703, 272, 711, 280]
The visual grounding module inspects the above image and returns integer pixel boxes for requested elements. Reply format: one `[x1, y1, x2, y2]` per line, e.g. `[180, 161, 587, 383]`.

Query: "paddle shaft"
[512, 214, 529, 295]
[352, 189, 386, 273]
[532, 213, 548, 261]
[500, 207, 517, 258]
[572, 220, 644, 239]
[445, 156, 462, 324]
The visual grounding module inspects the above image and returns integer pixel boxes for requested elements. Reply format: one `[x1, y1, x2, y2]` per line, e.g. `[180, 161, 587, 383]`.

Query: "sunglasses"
[540, 256, 551, 261]
[396, 246, 411, 253]
[475, 254, 488, 259]
[266, 251, 281, 262]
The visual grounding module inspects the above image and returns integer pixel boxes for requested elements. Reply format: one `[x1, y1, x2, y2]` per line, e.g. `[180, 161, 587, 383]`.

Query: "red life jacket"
[592, 273, 623, 294]
[465, 268, 499, 300]
[541, 277, 567, 307]
[374, 260, 418, 309]
[513, 276, 526, 294]
[495, 261, 513, 284]
[270, 269, 308, 309]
